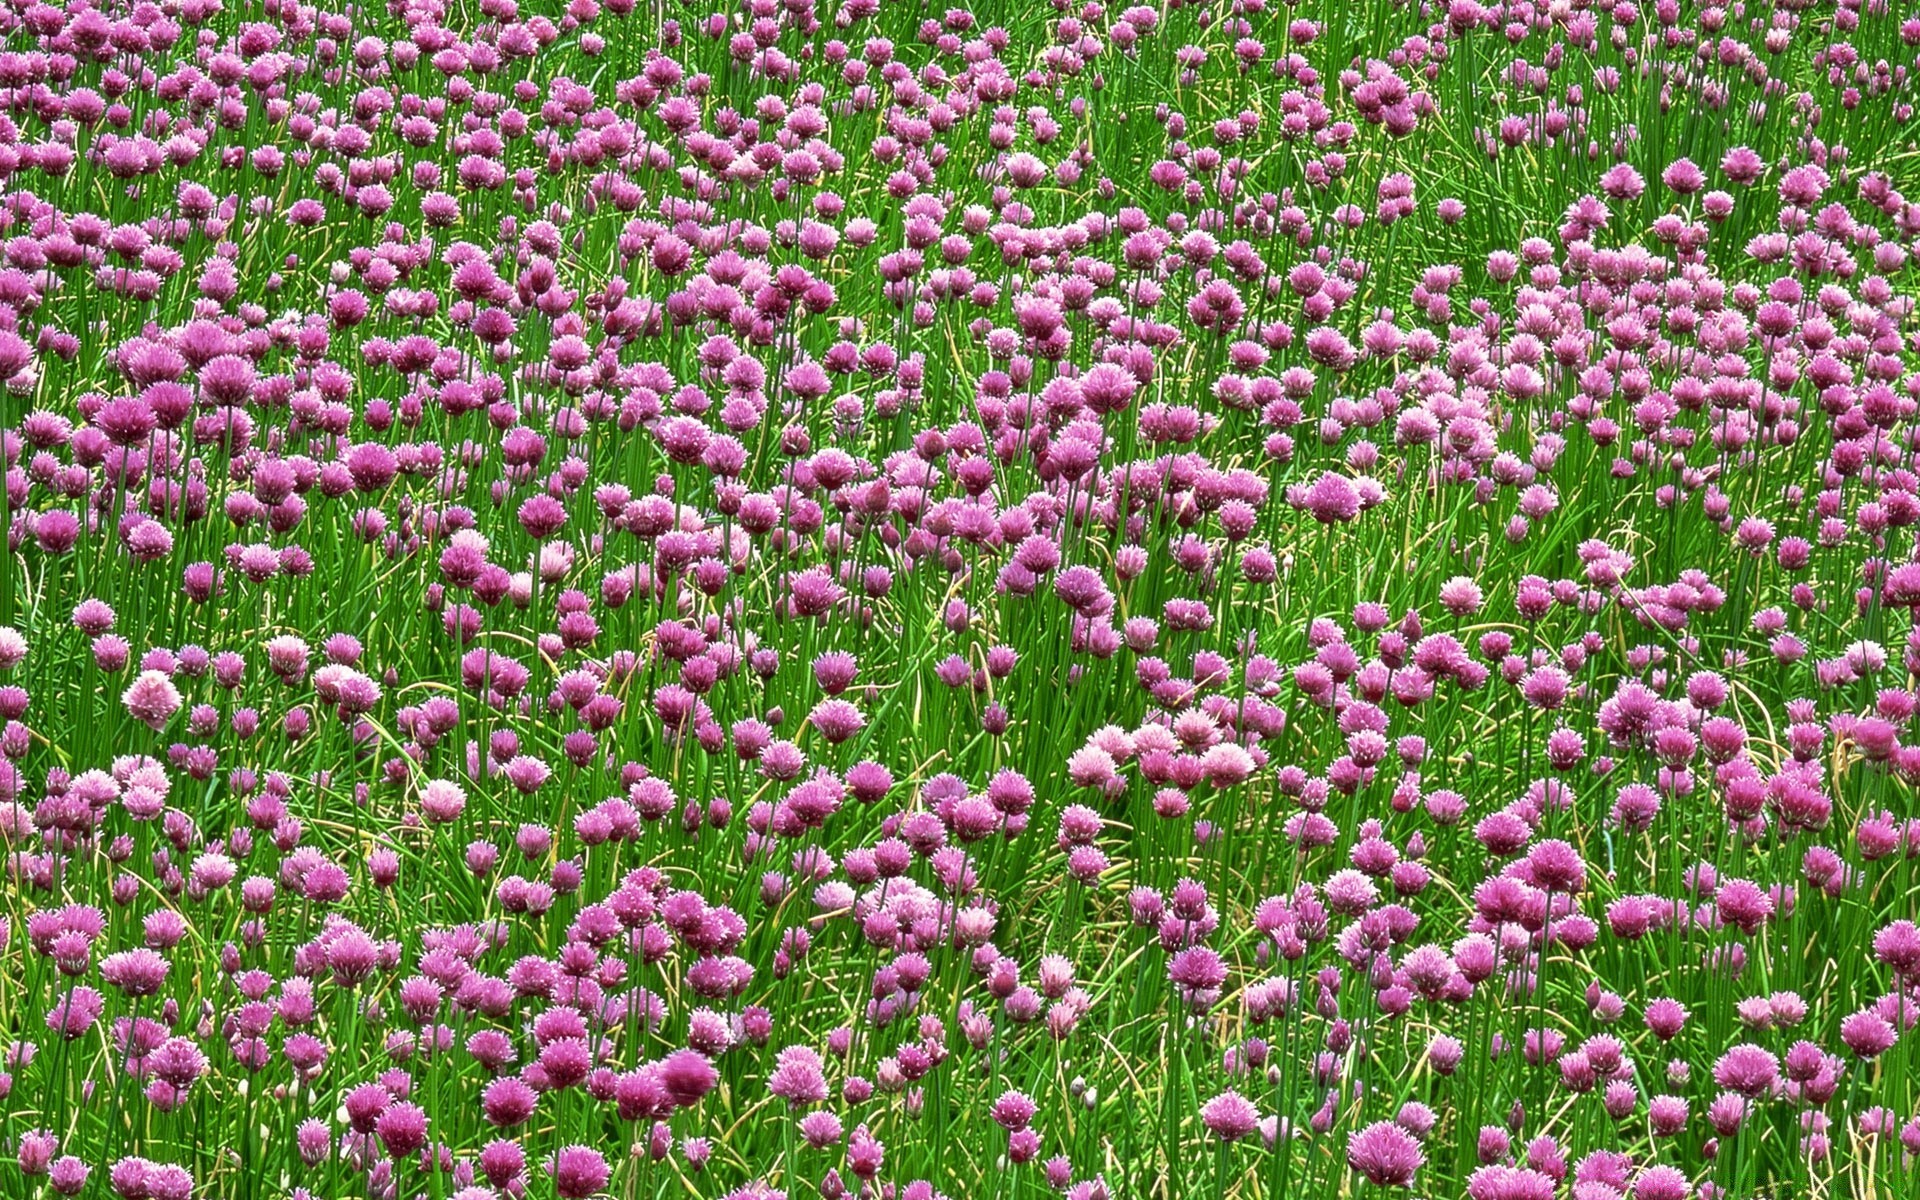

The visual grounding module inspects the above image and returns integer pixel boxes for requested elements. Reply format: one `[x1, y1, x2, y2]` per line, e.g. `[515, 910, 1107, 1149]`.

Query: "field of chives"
[2, 0, 1920, 1197]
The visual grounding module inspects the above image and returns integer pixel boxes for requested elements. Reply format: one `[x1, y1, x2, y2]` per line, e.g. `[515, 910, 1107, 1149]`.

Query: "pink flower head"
[768, 1044, 829, 1107]
[122, 670, 182, 730]
[550, 1146, 609, 1199]
[1347, 1119, 1424, 1186]
[1200, 1090, 1260, 1141]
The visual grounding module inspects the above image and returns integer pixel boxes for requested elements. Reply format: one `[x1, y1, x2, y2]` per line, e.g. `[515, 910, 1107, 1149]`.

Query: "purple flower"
[1199, 1090, 1260, 1141]
[657, 1049, 719, 1108]
[992, 1089, 1038, 1131]
[1712, 1045, 1778, 1097]
[1633, 1166, 1690, 1200]
[100, 948, 169, 996]
[1302, 472, 1361, 524]
[122, 671, 182, 730]
[17, 1130, 56, 1175]
[1347, 1120, 1424, 1187]
[482, 1076, 538, 1128]
[49, 1155, 88, 1196]
[1840, 1009, 1897, 1059]
[550, 1146, 609, 1199]
[374, 1100, 429, 1158]
[767, 1044, 829, 1107]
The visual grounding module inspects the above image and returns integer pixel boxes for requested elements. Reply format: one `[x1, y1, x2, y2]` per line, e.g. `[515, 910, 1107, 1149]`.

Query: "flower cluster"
[2, 0, 1920, 1197]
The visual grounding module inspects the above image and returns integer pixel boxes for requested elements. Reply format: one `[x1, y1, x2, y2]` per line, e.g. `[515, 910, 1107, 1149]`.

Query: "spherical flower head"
[0, 627, 27, 671]
[421, 779, 467, 824]
[51, 928, 92, 975]
[1883, 562, 1920, 607]
[768, 1044, 829, 1108]
[1468, 1165, 1556, 1200]
[538, 1037, 592, 1089]
[847, 1124, 884, 1178]
[1325, 869, 1379, 914]
[1720, 144, 1764, 185]
[109, 1157, 152, 1200]
[96, 396, 158, 445]
[48, 1155, 88, 1196]
[479, 1139, 526, 1188]
[1054, 565, 1111, 615]
[1526, 839, 1586, 893]
[100, 948, 169, 996]
[1714, 878, 1774, 933]
[72, 599, 117, 636]
[190, 852, 238, 891]
[1840, 1009, 1896, 1059]
[813, 650, 859, 694]
[809, 698, 865, 744]
[1632, 1165, 1690, 1200]
[622, 1067, 675, 1121]
[265, 635, 310, 680]
[17, 1129, 56, 1174]
[482, 1076, 538, 1128]
[1712, 1044, 1778, 1097]
[1200, 1090, 1260, 1141]
[1645, 997, 1688, 1041]
[502, 755, 551, 794]
[375, 1101, 429, 1159]
[1647, 1094, 1688, 1137]
[327, 926, 379, 986]
[657, 1049, 718, 1108]
[984, 770, 1035, 817]
[1394, 1102, 1437, 1139]
[1066, 746, 1119, 791]
[1201, 743, 1256, 787]
[1707, 1092, 1749, 1136]
[1303, 471, 1361, 523]
[1660, 157, 1705, 195]
[1438, 575, 1484, 617]
[550, 1145, 610, 1198]
[1521, 666, 1569, 711]
[992, 1089, 1038, 1130]
[342, 1081, 392, 1135]
[761, 740, 806, 780]
[123, 670, 183, 730]
[798, 1110, 844, 1148]
[45, 985, 104, 1038]
[295, 1119, 331, 1165]
[786, 566, 845, 617]
[1167, 945, 1227, 1009]
[1873, 919, 1920, 978]
[1347, 1119, 1424, 1187]
[143, 1161, 193, 1200]
[1598, 163, 1645, 200]
[1427, 1034, 1464, 1075]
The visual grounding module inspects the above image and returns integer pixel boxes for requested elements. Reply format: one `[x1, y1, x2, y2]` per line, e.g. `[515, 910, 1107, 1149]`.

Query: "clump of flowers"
[1, 0, 1918, 1198]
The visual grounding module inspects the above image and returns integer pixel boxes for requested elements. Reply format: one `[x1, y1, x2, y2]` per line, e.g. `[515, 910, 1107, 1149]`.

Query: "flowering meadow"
[4, 0, 1920, 1195]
